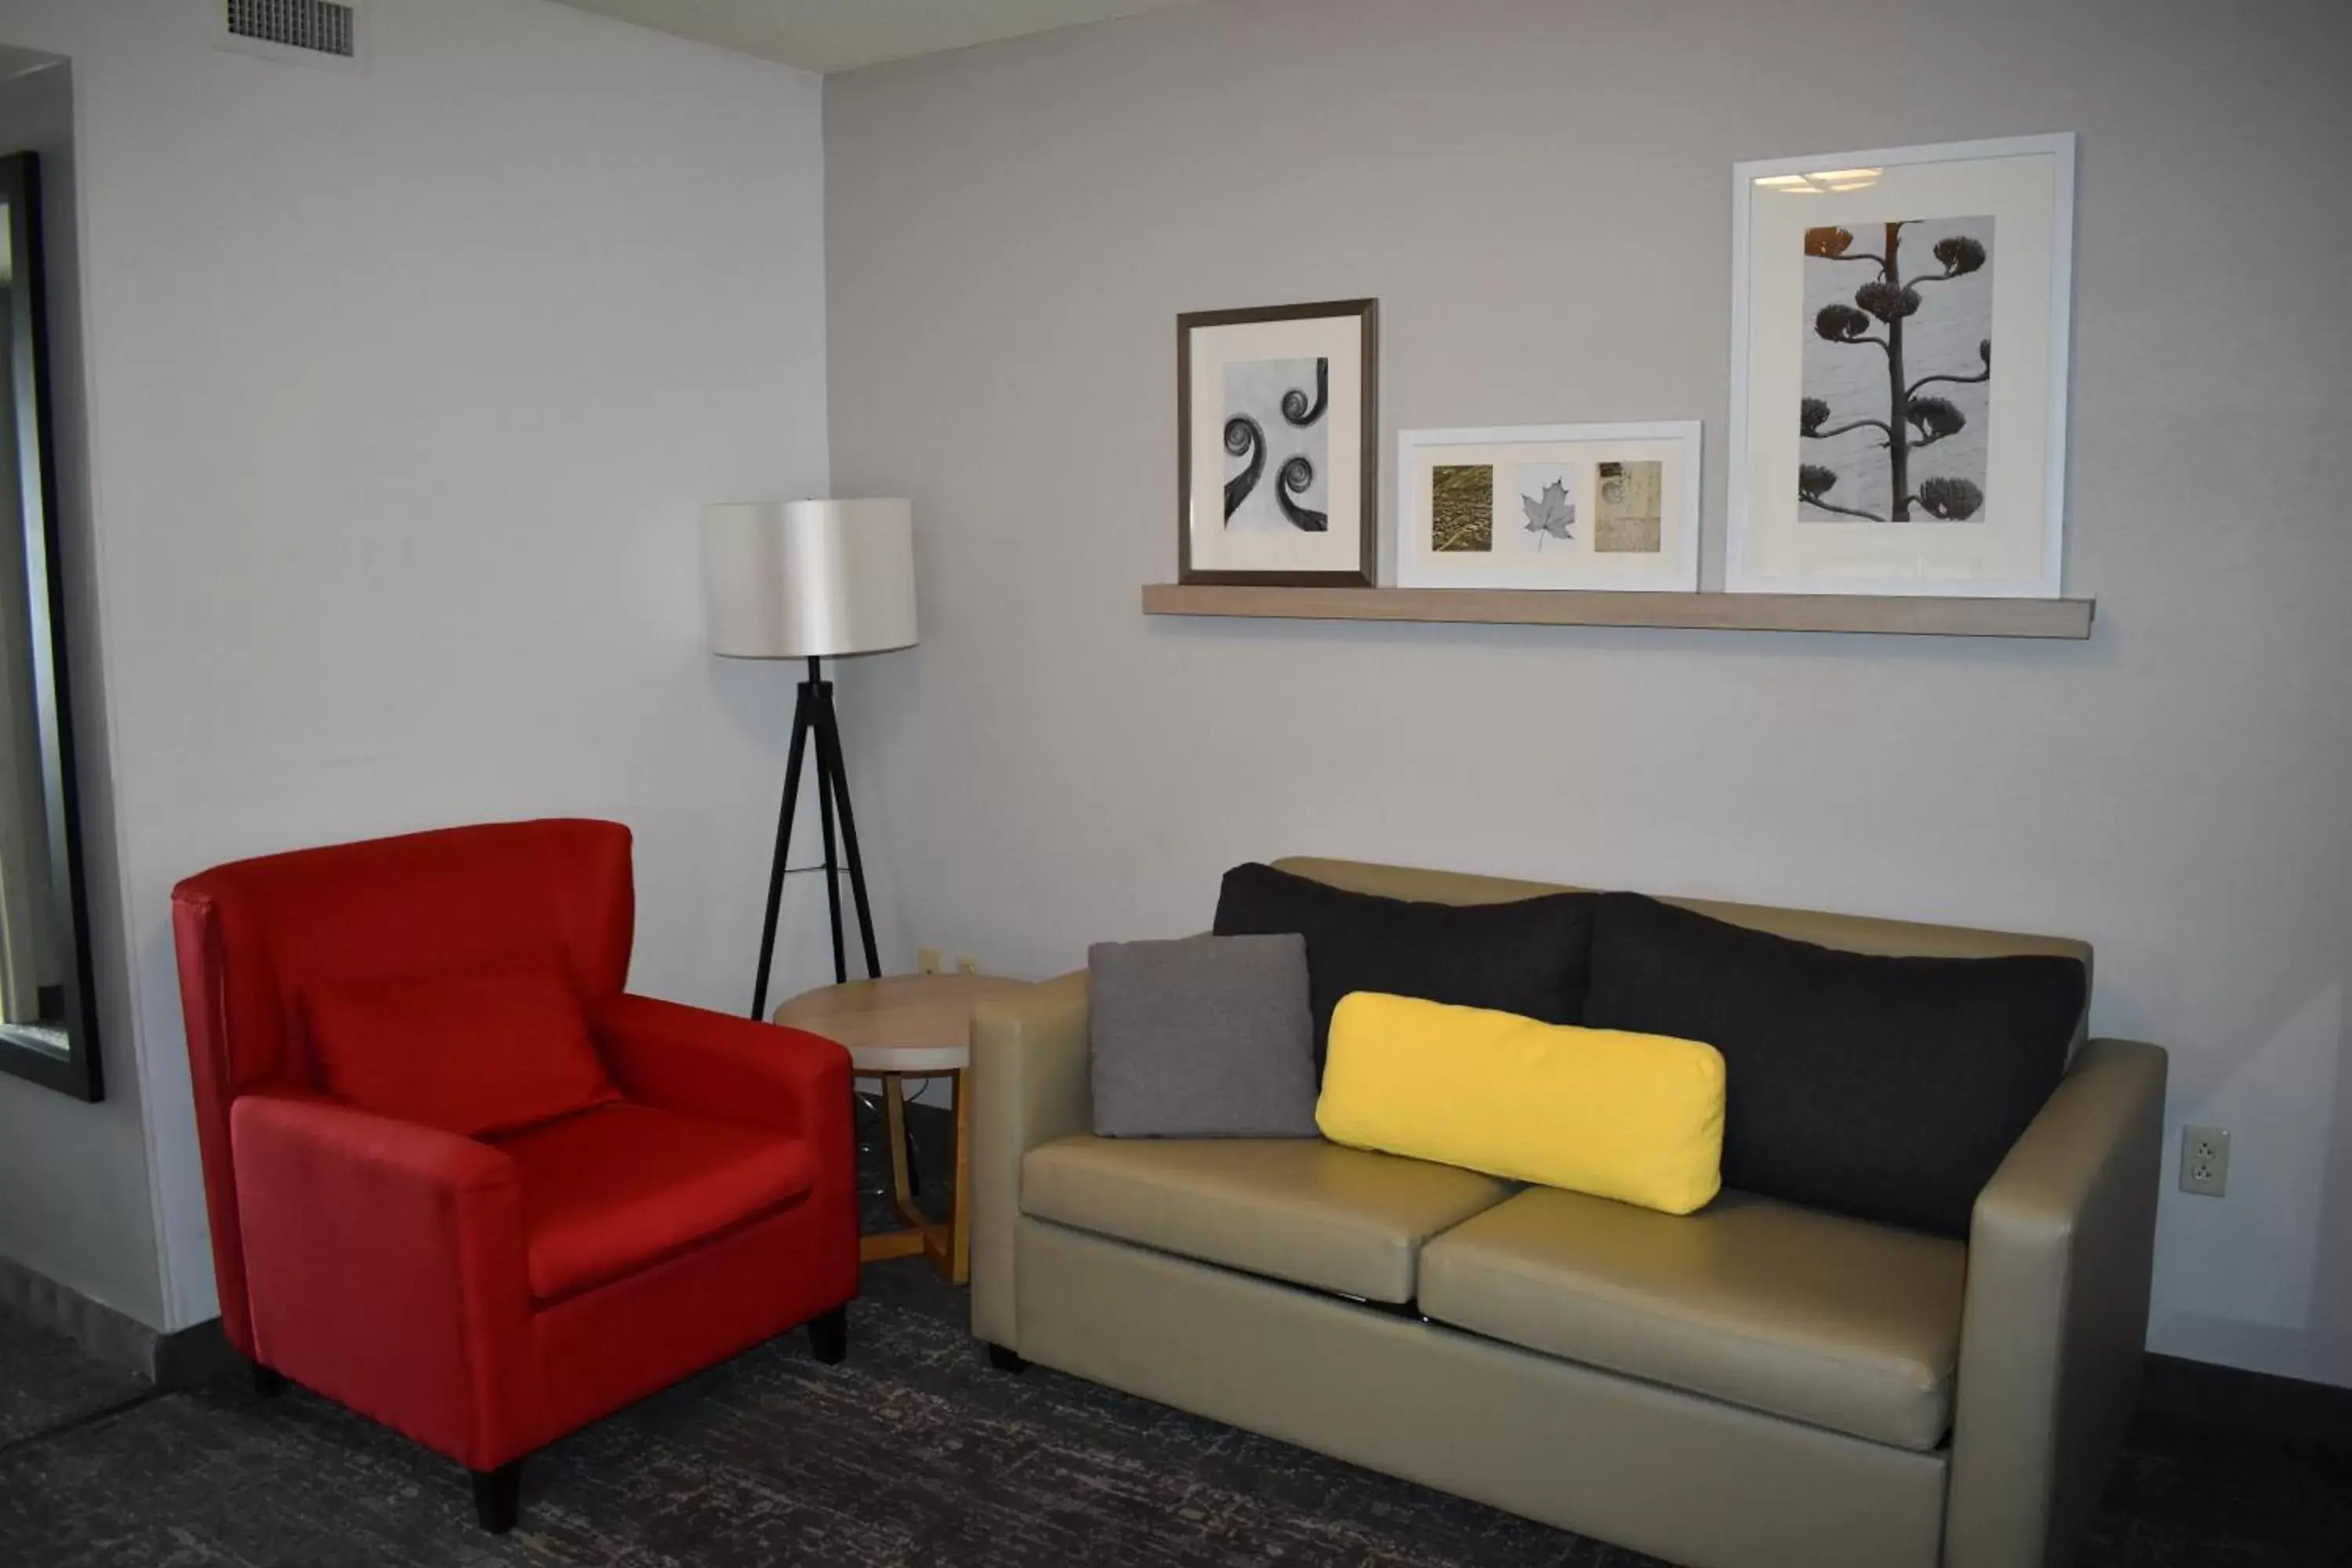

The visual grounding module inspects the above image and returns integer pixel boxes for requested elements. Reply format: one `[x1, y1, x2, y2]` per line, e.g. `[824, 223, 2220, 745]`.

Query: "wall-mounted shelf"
[1142, 584, 2095, 640]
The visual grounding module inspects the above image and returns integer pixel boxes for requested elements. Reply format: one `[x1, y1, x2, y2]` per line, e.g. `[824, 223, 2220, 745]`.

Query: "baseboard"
[152, 1316, 239, 1389]
[0, 1253, 236, 1390]
[2141, 1352, 2352, 1449]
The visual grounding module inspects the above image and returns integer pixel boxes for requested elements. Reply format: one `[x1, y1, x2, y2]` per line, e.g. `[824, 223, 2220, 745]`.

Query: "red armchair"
[171, 819, 856, 1532]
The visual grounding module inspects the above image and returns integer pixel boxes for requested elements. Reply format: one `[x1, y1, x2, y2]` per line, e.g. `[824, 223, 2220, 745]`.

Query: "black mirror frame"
[0, 150, 103, 1102]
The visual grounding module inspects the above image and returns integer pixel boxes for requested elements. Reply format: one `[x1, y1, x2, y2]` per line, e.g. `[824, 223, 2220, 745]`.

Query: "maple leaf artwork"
[1520, 478, 1576, 549]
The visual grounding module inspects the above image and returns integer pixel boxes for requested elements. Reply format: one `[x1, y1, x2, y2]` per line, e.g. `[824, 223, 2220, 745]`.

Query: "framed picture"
[1726, 134, 2075, 597]
[1396, 423, 1702, 592]
[1178, 299, 1377, 586]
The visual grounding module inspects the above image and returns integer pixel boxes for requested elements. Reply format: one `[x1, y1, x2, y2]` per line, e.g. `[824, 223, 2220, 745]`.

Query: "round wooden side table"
[772, 973, 1031, 1284]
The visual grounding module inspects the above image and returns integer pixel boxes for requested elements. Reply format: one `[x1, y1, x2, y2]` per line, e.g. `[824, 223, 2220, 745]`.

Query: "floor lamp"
[701, 499, 917, 1020]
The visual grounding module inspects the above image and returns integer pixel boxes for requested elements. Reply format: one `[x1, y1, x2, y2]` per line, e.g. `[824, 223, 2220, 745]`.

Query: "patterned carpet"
[1, 1109, 2343, 1566]
[0, 1307, 151, 1448]
[0, 1262, 1656, 1568]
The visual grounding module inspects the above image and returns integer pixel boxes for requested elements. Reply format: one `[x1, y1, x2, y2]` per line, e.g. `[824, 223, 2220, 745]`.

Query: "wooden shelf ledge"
[1142, 584, 2095, 639]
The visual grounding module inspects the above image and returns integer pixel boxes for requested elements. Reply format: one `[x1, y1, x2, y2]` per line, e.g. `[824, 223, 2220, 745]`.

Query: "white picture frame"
[1726, 133, 2075, 598]
[1396, 422, 1702, 592]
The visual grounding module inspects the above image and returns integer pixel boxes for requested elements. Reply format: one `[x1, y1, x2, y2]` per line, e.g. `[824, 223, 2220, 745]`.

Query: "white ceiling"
[549, 0, 1200, 74]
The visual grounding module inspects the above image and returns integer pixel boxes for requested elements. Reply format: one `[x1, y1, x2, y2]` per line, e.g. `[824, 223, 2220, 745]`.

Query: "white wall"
[0, 52, 163, 1330]
[0, 0, 836, 1330]
[824, 0, 2352, 1385]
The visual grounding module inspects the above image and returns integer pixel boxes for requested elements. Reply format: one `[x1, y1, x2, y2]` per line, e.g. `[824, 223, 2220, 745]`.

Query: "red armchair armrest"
[230, 1092, 541, 1469]
[590, 994, 858, 1280]
[590, 993, 851, 1144]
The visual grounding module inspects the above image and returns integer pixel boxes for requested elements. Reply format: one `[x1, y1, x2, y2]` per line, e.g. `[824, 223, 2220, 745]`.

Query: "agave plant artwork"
[1798, 217, 1994, 522]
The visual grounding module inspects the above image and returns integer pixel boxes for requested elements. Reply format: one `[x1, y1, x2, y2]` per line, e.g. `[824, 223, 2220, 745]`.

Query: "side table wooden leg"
[884, 1074, 922, 1229]
[949, 1067, 973, 1284]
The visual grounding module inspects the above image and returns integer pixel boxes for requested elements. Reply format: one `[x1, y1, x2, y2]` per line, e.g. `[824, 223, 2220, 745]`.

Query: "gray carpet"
[0, 1264, 1661, 1568]
[1, 1105, 2342, 1566]
[4, 1267, 2347, 1568]
[0, 1305, 151, 1448]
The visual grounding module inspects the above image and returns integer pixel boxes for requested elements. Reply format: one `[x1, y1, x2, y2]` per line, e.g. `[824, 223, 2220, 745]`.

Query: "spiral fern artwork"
[1221, 357, 1329, 533]
[1798, 216, 1994, 523]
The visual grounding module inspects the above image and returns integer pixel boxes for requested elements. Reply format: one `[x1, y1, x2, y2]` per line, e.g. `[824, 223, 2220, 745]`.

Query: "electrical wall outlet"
[916, 948, 942, 975]
[956, 953, 981, 975]
[2180, 1125, 2230, 1197]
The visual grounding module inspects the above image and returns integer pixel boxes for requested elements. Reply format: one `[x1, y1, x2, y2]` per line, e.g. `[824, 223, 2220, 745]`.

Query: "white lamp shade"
[700, 498, 918, 659]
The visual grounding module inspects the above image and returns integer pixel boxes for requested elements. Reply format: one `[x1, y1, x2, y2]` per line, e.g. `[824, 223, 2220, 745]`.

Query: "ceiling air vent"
[220, 0, 361, 68]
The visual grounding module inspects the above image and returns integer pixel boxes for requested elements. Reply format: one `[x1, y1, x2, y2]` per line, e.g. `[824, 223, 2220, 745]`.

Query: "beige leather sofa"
[969, 859, 2167, 1568]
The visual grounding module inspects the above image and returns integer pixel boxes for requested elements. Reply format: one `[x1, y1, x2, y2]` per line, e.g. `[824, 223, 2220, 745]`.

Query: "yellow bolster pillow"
[1318, 993, 1725, 1215]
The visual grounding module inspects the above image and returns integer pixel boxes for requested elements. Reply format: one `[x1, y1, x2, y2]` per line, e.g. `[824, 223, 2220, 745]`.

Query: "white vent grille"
[226, 0, 356, 60]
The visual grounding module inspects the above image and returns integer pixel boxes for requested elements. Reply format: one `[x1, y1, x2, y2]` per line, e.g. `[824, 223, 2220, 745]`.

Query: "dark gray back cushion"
[1214, 861, 1596, 1071]
[1583, 892, 2085, 1238]
[1088, 933, 1319, 1138]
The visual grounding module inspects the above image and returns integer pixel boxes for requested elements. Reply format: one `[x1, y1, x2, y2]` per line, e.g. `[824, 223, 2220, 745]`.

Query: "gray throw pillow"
[1088, 933, 1319, 1138]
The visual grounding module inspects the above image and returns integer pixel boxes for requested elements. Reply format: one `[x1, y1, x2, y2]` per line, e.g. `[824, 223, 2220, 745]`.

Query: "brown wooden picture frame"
[1176, 298, 1378, 586]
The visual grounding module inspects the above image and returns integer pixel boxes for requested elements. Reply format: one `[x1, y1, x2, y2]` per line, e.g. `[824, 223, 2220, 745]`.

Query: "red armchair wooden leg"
[472, 1461, 521, 1534]
[809, 1305, 848, 1364]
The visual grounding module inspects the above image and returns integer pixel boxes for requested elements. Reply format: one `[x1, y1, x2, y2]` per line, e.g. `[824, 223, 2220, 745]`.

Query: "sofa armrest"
[230, 1091, 541, 1469]
[1945, 1038, 2167, 1568]
[590, 992, 850, 1144]
[969, 971, 1091, 1348]
[591, 993, 858, 1270]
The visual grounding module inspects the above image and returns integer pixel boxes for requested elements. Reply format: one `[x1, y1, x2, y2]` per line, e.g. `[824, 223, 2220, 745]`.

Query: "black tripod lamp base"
[750, 657, 884, 1018]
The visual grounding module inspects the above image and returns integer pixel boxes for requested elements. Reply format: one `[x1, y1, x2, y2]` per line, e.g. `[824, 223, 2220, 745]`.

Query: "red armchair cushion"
[489, 1102, 815, 1301]
[305, 954, 620, 1137]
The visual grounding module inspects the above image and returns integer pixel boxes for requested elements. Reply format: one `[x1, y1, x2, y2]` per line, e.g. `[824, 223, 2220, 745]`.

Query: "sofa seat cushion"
[492, 1102, 815, 1301]
[1022, 1134, 1512, 1304]
[1418, 1186, 1965, 1450]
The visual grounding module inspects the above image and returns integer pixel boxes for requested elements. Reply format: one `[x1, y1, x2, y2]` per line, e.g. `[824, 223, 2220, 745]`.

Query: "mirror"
[0, 149, 100, 1101]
